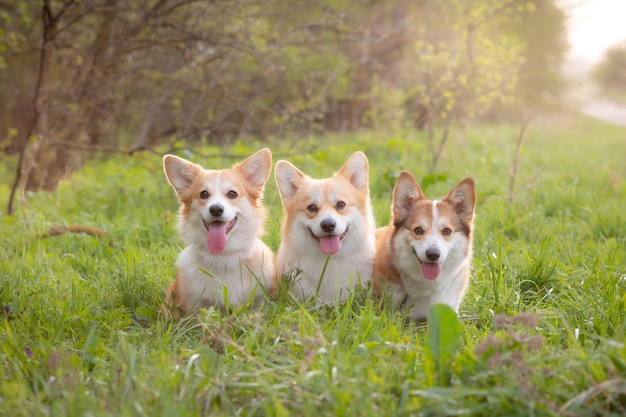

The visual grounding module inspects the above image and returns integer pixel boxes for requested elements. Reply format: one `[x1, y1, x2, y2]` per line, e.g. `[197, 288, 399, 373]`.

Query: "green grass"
[1, 115, 625, 416]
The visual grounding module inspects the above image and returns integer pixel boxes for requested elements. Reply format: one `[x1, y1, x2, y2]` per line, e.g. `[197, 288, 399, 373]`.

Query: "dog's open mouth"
[203, 217, 237, 254]
[413, 248, 441, 280]
[311, 225, 349, 255]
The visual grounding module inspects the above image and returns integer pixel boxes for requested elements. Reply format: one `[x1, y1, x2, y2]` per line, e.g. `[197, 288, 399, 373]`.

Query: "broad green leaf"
[427, 303, 462, 386]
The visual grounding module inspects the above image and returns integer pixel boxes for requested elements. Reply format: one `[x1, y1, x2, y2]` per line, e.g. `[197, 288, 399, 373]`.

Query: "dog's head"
[392, 172, 476, 280]
[275, 152, 371, 255]
[163, 148, 272, 254]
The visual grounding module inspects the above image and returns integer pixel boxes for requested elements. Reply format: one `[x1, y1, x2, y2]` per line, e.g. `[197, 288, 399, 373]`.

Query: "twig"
[39, 225, 107, 239]
[46, 140, 159, 155]
[429, 107, 456, 173]
[559, 378, 626, 416]
[508, 115, 531, 203]
[45, 139, 306, 162]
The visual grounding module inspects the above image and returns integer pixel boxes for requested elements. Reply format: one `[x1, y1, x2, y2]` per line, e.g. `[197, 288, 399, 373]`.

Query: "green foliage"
[0, 1, 33, 69]
[392, 0, 554, 171]
[1, 116, 625, 415]
[413, 1, 523, 123]
[0, 0, 568, 147]
[1, 0, 569, 200]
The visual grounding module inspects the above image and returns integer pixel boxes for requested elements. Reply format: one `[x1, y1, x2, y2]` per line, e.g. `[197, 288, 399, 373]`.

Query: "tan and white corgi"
[162, 149, 274, 316]
[374, 172, 476, 320]
[274, 152, 376, 304]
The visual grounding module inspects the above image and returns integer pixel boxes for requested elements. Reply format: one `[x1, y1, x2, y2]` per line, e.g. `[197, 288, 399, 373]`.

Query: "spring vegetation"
[1, 0, 625, 416]
[1, 117, 626, 416]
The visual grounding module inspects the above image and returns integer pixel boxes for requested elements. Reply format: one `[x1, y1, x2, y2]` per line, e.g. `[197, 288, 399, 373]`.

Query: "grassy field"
[1, 115, 625, 416]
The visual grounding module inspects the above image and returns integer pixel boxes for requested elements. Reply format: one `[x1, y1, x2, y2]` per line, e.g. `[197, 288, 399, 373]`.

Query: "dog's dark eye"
[227, 190, 238, 199]
[307, 204, 318, 213]
[414, 226, 424, 235]
[200, 190, 209, 199]
[336, 201, 346, 210]
[442, 227, 452, 236]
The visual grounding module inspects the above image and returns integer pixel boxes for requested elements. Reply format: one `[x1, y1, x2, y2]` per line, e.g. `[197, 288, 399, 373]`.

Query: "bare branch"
[508, 114, 531, 203]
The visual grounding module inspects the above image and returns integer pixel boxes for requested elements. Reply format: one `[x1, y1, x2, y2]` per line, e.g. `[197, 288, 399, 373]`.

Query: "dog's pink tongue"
[207, 222, 227, 254]
[421, 262, 441, 280]
[320, 235, 340, 255]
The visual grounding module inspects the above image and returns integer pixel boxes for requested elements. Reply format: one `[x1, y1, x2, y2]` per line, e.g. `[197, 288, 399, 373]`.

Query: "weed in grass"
[425, 304, 463, 387]
[482, 242, 520, 314]
[517, 236, 560, 304]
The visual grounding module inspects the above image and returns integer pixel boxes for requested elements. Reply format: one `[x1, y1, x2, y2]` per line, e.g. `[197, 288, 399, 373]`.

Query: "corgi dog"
[374, 172, 476, 320]
[162, 148, 274, 316]
[274, 152, 376, 304]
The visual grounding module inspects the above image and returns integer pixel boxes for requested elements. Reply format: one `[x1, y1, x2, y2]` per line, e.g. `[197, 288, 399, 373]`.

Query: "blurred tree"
[398, 0, 526, 170]
[492, 0, 569, 115]
[592, 41, 626, 96]
[1, 0, 567, 210]
[371, 0, 567, 170]
[2, 0, 383, 199]
[0, 0, 37, 155]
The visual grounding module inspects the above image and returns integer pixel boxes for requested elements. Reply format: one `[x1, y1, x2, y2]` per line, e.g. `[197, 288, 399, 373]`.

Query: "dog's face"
[163, 149, 272, 254]
[392, 172, 475, 280]
[275, 152, 370, 255]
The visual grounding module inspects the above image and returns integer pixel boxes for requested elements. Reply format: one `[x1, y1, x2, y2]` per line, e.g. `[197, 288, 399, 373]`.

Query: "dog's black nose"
[209, 204, 224, 217]
[426, 248, 440, 261]
[320, 219, 336, 233]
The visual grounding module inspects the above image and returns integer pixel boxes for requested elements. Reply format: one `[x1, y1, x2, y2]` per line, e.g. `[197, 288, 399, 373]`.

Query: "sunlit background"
[564, 0, 626, 64]
[561, 0, 626, 123]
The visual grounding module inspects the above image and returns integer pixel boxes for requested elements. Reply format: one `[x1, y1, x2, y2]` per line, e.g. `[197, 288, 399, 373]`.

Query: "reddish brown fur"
[274, 151, 376, 303]
[373, 226, 400, 292]
[373, 175, 475, 298]
[162, 149, 274, 317]
[176, 165, 267, 221]
[279, 174, 369, 240]
[164, 274, 183, 317]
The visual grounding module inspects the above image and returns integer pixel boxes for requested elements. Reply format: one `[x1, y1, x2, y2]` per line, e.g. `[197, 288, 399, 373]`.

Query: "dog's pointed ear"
[444, 178, 476, 221]
[392, 171, 425, 222]
[236, 148, 272, 189]
[275, 160, 306, 202]
[337, 151, 369, 191]
[163, 155, 201, 199]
